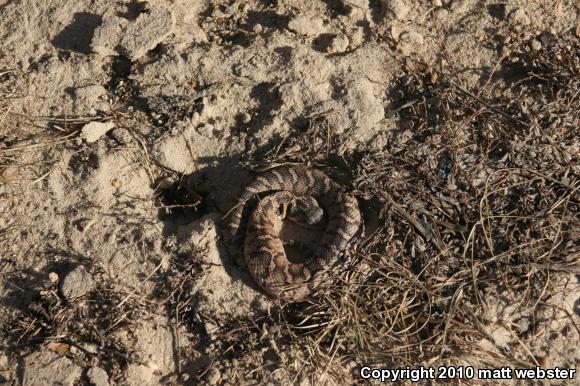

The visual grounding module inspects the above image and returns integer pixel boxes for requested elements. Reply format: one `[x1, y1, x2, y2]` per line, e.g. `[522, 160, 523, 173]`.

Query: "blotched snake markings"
[223, 165, 362, 301]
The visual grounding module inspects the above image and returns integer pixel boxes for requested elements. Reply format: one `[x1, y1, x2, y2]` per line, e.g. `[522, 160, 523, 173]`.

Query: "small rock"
[124, 364, 154, 385]
[530, 39, 542, 50]
[61, 266, 95, 300]
[516, 317, 530, 333]
[0, 354, 7, 367]
[211, 6, 225, 18]
[48, 272, 59, 284]
[329, 34, 349, 53]
[549, 318, 561, 330]
[288, 14, 324, 36]
[88, 366, 109, 386]
[74, 85, 107, 100]
[432, 0, 443, 7]
[119, 5, 176, 60]
[349, 26, 365, 46]
[91, 12, 128, 56]
[397, 31, 424, 56]
[206, 368, 221, 386]
[196, 123, 215, 138]
[400, 31, 424, 45]
[0, 165, 20, 183]
[239, 112, 252, 123]
[384, 0, 410, 21]
[500, 45, 511, 57]
[23, 350, 82, 386]
[509, 8, 531, 26]
[204, 321, 220, 340]
[110, 128, 133, 144]
[80, 121, 115, 143]
[434, 8, 449, 20]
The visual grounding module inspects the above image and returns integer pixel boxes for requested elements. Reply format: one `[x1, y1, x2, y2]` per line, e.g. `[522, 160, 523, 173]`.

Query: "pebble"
[92, 6, 175, 59]
[119, 5, 176, 60]
[434, 8, 449, 20]
[91, 12, 127, 56]
[22, 351, 82, 386]
[0, 354, 8, 368]
[60, 266, 95, 301]
[239, 112, 252, 123]
[400, 31, 424, 45]
[124, 364, 154, 384]
[530, 39, 542, 50]
[385, 0, 410, 21]
[196, 123, 215, 138]
[110, 128, 133, 144]
[87, 366, 109, 386]
[509, 8, 531, 27]
[211, 6, 225, 18]
[48, 272, 59, 284]
[288, 14, 323, 36]
[0, 165, 20, 183]
[80, 121, 115, 143]
[329, 34, 349, 53]
[500, 45, 511, 57]
[397, 30, 424, 56]
[206, 368, 221, 386]
[204, 321, 220, 340]
[517, 317, 530, 333]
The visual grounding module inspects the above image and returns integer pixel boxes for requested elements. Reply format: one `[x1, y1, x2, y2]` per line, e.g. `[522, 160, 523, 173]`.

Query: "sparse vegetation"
[0, 2, 578, 385]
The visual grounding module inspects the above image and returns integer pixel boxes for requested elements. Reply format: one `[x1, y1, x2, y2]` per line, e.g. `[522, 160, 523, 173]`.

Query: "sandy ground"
[0, 1, 579, 385]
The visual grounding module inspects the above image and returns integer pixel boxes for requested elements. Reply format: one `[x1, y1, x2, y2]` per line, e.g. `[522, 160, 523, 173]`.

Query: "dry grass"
[248, 34, 579, 383]
[0, 29, 578, 386]
[172, 34, 580, 385]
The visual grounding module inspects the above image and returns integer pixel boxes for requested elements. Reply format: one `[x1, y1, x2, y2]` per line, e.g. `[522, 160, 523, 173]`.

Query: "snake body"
[223, 165, 362, 301]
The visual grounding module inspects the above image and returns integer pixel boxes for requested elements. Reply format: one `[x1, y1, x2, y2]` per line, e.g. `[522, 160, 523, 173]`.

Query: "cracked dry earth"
[0, 1, 579, 385]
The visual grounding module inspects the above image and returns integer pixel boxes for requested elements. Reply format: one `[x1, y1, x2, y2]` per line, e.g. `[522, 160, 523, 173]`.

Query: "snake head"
[287, 196, 324, 225]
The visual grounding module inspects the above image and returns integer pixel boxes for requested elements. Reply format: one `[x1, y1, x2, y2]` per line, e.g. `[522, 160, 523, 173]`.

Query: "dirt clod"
[87, 366, 110, 386]
[60, 266, 95, 300]
[22, 351, 82, 386]
[80, 121, 115, 143]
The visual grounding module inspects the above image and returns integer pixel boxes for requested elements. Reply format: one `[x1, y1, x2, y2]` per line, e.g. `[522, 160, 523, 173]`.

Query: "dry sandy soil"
[0, 0, 579, 385]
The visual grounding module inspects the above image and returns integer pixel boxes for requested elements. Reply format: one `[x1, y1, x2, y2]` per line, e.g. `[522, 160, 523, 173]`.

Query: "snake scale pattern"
[223, 165, 362, 301]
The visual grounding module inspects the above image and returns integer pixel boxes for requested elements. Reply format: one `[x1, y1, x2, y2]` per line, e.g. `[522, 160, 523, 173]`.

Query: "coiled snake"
[222, 165, 362, 301]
